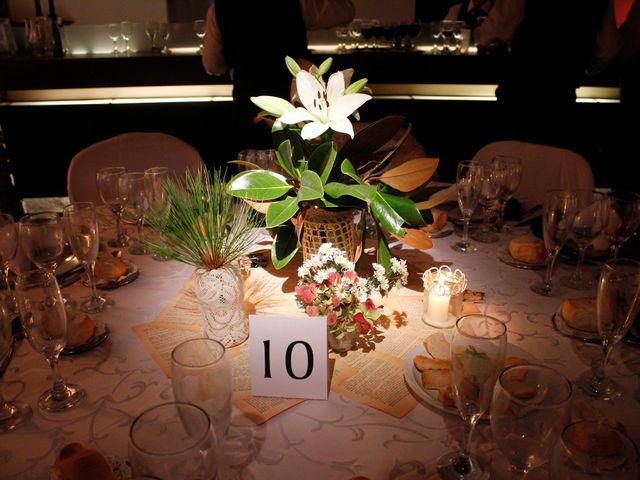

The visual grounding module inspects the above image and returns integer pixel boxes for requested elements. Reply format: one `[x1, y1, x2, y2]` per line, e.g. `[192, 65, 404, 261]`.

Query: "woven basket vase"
[301, 208, 359, 261]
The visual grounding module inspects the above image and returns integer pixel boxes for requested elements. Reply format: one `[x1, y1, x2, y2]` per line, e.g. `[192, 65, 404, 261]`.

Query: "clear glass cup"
[492, 155, 522, 233]
[171, 338, 232, 441]
[0, 300, 32, 432]
[144, 167, 170, 261]
[0, 213, 19, 317]
[120, 21, 133, 55]
[576, 257, 640, 400]
[119, 172, 149, 256]
[606, 190, 640, 258]
[451, 160, 482, 253]
[436, 314, 507, 480]
[18, 212, 66, 276]
[158, 22, 170, 55]
[96, 166, 129, 248]
[530, 190, 578, 296]
[193, 19, 205, 54]
[145, 20, 160, 53]
[107, 23, 120, 54]
[491, 364, 573, 476]
[15, 270, 86, 412]
[128, 402, 219, 480]
[62, 202, 113, 313]
[472, 161, 505, 243]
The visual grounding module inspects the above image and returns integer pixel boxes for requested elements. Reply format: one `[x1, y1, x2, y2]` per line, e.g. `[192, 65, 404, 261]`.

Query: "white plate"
[552, 308, 600, 343]
[497, 246, 547, 270]
[404, 342, 537, 417]
[82, 259, 139, 290]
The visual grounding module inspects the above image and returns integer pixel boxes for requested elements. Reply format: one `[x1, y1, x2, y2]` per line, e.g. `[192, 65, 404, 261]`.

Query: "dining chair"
[66, 132, 205, 204]
[472, 140, 595, 209]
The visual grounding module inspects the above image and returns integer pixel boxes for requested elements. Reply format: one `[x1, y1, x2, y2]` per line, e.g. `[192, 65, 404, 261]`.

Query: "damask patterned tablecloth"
[2, 230, 639, 480]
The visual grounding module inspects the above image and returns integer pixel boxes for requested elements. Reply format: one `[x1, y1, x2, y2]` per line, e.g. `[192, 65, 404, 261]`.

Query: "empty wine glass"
[128, 402, 219, 479]
[606, 190, 640, 258]
[96, 166, 129, 248]
[437, 314, 507, 480]
[62, 202, 113, 313]
[493, 155, 522, 233]
[144, 167, 170, 261]
[576, 257, 640, 400]
[472, 161, 505, 243]
[561, 190, 610, 290]
[491, 364, 573, 476]
[0, 301, 32, 432]
[120, 172, 149, 256]
[145, 20, 160, 53]
[18, 212, 65, 277]
[0, 214, 18, 318]
[158, 22, 170, 55]
[120, 21, 133, 55]
[530, 190, 578, 296]
[193, 19, 205, 54]
[451, 160, 482, 253]
[107, 23, 120, 55]
[15, 269, 86, 412]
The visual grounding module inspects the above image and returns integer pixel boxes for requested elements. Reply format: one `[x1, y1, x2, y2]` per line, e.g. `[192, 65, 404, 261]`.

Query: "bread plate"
[82, 259, 139, 290]
[552, 308, 601, 343]
[497, 246, 547, 270]
[61, 314, 110, 356]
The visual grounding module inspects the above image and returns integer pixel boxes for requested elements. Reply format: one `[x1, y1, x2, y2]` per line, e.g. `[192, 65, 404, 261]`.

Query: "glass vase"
[328, 329, 357, 353]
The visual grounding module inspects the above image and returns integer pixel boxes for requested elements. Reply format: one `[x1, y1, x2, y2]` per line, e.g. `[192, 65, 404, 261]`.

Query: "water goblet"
[436, 314, 507, 480]
[145, 20, 160, 53]
[576, 257, 640, 400]
[0, 213, 19, 317]
[171, 338, 232, 442]
[492, 155, 522, 233]
[18, 212, 66, 276]
[530, 190, 578, 296]
[0, 301, 32, 432]
[119, 172, 149, 256]
[158, 22, 170, 55]
[62, 202, 113, 313]
[193, 19, 205, 54]
[491, 364, 573, 476]
[96, 166, 129, 248]
[561, 190, 610, 290]
[144, 167, 170, 261]
[120, 21, 133, 55]
[15, 269, 86, 412]
[472, 160, 505, 243]
[451, 160, 482, 253]
[128, 402, 219, 480]
[107, 23, 120, 55]
[606, 190, 640, 258]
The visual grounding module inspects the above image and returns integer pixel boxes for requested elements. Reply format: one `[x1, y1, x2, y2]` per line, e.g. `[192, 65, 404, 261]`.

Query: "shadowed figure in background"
[202, 0, 355, 163]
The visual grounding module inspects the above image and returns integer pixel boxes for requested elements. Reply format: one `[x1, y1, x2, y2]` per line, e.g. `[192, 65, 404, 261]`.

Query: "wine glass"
[491, 364, 573, 476]
[15, 269, 86, 412]
[120, 21, 133, 55]
[561, 190, 610, 290]
[0, 213, 18, 317]
[62, 202, 113, 313]
[158, 22, 170, 55]
[119, 172, 149, 256]
[0, 300, 32, 432]
[530, 190, 578, 296]
[145, 20, 160, 53]
[193, 19, 205, 54]
[107, 23, 120, 55]
[451, 160, 482, 253]
[606, 190, 640, 258]
[96, 166, 129, 248]
[128, 402, 219, 479]
[472, 161, 505, 243]
[492, 155, 522, 233]
[171, 338, 232, 442]
[18, 212, 66, 276]
[144, 167, 170, 261]
[550, 420, 639, 479]
[436, 314, 507, 480]
[576, 257, 640, 400]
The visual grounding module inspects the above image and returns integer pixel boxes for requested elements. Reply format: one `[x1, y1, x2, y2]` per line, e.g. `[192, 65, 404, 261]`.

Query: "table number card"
[249, 315, 328, 400]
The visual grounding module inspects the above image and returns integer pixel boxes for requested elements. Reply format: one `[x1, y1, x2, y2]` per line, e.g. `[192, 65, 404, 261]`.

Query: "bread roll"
[413, 355, 449, 371]
[52, 443, 116, 480]
[94, 256, 127, 282]
[565, 422, 624, 457]
[561, 297, 597, 332]
[421, 368, 451, 389]
[423, 332, 451, 361]
[66, 314, 95, 348]
[508, 234, 546, 264]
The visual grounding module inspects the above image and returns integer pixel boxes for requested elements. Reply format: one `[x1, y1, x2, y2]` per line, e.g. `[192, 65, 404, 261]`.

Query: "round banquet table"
[1, 225, 639, 480]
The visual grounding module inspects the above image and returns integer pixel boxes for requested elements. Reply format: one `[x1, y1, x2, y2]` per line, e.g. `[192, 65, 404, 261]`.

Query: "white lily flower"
[279, 70, 371, 140]
[250, 95, 296, 117]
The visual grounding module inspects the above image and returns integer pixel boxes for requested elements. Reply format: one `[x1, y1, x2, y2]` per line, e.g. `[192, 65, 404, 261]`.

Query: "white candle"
[424, 290, 451, 327]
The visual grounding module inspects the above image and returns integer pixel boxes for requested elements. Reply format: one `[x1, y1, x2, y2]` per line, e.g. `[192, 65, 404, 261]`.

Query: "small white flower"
[313, 269, 329, 284]
[297, 265, 310, 278]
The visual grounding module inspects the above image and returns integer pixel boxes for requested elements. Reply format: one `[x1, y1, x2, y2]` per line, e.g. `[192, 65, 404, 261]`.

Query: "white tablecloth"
[2, 227, 639, 480]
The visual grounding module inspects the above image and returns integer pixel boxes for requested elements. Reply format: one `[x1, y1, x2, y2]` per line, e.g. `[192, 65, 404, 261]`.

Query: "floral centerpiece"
[294, 243, 408, 352]
[227, 56, 447, 270]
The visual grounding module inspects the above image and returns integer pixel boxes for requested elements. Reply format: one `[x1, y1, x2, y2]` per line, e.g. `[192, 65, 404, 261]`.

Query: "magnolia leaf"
[228, 160, 261, 171]
[345, 77, 368, 94]
[298, 170, 324, 201]
[244, 199, 273, 214]
[379, 193, 426, 227]
[361, 123, 413, 179]
[338, 115, 405, 167]
[340, 158, 364, 185]
[307, 142, 337, 184]
[376, 227, 392, 271]
[227, 171, 291, 201]
[276, 140, 297, 177]
[392, 228, 433, 250]
[271, 223, 298, 269]
[414, 186, 457, 210]
[324, 182, 376, 204]
[272, 129, 309, 168]
[318, 57, 333, 75]
[373, 157, 440, 192]
[285, 56, 301, 76]
[371, 193, 405, 236]
[266, 196, 299, 227]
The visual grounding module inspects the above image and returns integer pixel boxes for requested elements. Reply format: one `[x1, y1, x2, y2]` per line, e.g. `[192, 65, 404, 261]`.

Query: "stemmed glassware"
[144, 167, 170, 261]
[18, 212, 66, 277]
[606, 190, 640, 258]
[158, 22, 170, 55]
[96, 166, 129, 248]
[493, 155, 522, 233]
[576, 257, 640, 400]
[530, 190, 577, 296]
[145, 20, 160, 53]
[107, 23, 120, 55]
[436, 314, 507, 480]
[0, 214, 18, 317]
[472, 161, 505, 243]
[193, 19, 205, 54]
[560, 190, 610, 290]
[15, 269, 86, 412]
[120, 172, 149, 256]
[62, 202, 113, 313]
[491, 364, 573, 476]
[451, 160, 482, 253]
[0, 301, 32, 431]
[120, 21, 133, 55]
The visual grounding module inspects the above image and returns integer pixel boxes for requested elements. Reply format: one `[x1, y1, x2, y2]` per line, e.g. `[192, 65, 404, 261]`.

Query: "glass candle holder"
[422, 265, 467, 328]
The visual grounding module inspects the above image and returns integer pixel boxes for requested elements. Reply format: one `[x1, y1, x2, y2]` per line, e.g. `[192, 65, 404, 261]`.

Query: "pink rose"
[364, 298, 377, 311]
[327, 271, 341, 286]
[344, 270, 358, 283]
[332, 294, 341, 308]
[327, 310, 337, 326]
[306, 305, 320, 316]
[295, 284, 316, 305]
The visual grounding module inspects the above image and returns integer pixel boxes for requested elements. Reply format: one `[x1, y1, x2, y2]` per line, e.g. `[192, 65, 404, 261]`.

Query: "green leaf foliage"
[376, 225, 393, 270]
[227, 170, 291, 201]
[307, 141, 337, 184]
[340, 158, 364, 185]
[271, 222, 299, 269]
[379, 193, 427, 227]
[324, 182, 376, 204]
[297, 170, 324, 201]
[266, 196, 299, 227]
[338, 115, 405, 168]
[371, 193, 406, 236]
